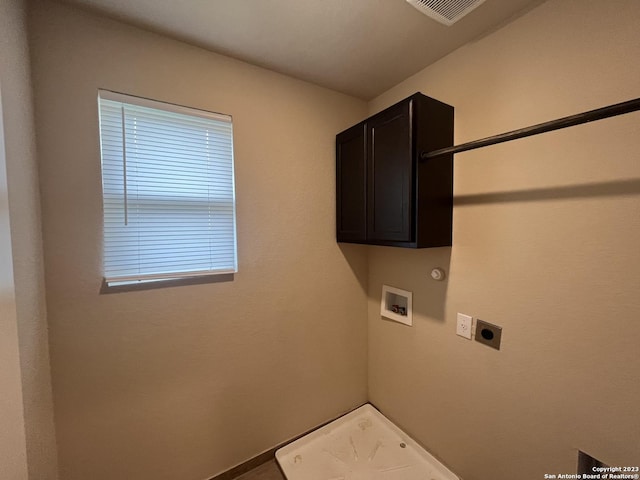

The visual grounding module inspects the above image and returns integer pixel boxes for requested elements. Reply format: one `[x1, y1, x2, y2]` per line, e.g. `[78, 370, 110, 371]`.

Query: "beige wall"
[29, 1, 368, 479]
[28, 0, 640, 479]
[1, 0, 58, 478]
[367, 0, 640, 478]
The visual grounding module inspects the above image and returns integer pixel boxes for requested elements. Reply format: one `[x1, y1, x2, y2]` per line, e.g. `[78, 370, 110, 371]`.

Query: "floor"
[235, 460, 285, 480]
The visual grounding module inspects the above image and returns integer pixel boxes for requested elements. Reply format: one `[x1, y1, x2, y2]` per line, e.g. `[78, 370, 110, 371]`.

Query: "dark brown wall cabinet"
[336, 92, 454, 248]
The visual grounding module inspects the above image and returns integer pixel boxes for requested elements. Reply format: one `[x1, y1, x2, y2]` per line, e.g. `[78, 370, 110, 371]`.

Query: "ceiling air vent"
[406, 0, 487, 26]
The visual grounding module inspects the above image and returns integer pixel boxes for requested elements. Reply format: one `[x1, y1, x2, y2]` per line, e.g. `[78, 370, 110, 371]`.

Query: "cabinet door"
[336, 123, 367, 242]
[367, 101, 412, 243]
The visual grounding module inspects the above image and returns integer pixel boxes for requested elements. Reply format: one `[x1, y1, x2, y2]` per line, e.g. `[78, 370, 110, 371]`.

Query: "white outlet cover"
[456, 313, 473, 339]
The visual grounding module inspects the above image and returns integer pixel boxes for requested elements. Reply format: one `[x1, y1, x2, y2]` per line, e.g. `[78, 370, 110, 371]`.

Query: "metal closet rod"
[422, 97, 640, 160]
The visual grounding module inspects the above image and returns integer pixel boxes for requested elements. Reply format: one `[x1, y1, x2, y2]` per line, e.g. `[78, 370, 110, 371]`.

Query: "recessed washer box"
[276, 404, 458, 480]
[380, 285, 413, 326]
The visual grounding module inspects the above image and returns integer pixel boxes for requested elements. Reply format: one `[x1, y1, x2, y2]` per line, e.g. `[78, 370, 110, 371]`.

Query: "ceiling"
[60, 0, 545, 99]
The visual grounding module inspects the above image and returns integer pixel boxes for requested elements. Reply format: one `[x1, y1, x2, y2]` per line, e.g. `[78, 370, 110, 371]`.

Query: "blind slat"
[99, 91, 237, 285]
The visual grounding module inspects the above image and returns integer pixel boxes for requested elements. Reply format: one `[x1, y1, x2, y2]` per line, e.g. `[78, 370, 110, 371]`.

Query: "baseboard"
[208, 402, 369, 480]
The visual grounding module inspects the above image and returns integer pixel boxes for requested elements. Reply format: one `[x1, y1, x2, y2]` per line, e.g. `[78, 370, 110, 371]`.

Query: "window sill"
[100, 273, 234, 294]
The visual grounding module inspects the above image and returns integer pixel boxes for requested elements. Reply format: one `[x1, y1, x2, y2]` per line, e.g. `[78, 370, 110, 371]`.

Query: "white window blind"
[98, 90, 237, 285]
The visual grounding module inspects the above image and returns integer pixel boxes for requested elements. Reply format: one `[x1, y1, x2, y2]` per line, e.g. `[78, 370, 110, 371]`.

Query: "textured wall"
[1, 0, 57, 478]
[29, 1, 368, 479]
[367, 0, 640, 478]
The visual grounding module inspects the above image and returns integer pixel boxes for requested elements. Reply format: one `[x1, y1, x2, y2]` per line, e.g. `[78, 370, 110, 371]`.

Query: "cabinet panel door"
[336, 123, 367, 242]
[367, 102, 412, 243]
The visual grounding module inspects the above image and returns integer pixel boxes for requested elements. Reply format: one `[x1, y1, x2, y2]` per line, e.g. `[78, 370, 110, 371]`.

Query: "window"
[98, 90, 237, 286]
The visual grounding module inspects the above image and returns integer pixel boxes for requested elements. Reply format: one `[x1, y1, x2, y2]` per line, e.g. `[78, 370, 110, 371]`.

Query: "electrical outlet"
[474, 319, 502, 350]
[456, 313, 473, 339]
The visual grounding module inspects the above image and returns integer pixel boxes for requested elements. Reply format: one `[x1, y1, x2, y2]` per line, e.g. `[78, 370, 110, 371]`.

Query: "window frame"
[97, 90, 238, 288]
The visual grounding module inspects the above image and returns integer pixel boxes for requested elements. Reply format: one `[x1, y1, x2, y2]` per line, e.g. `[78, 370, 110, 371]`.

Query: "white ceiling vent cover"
[407, 0, 487, 26]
